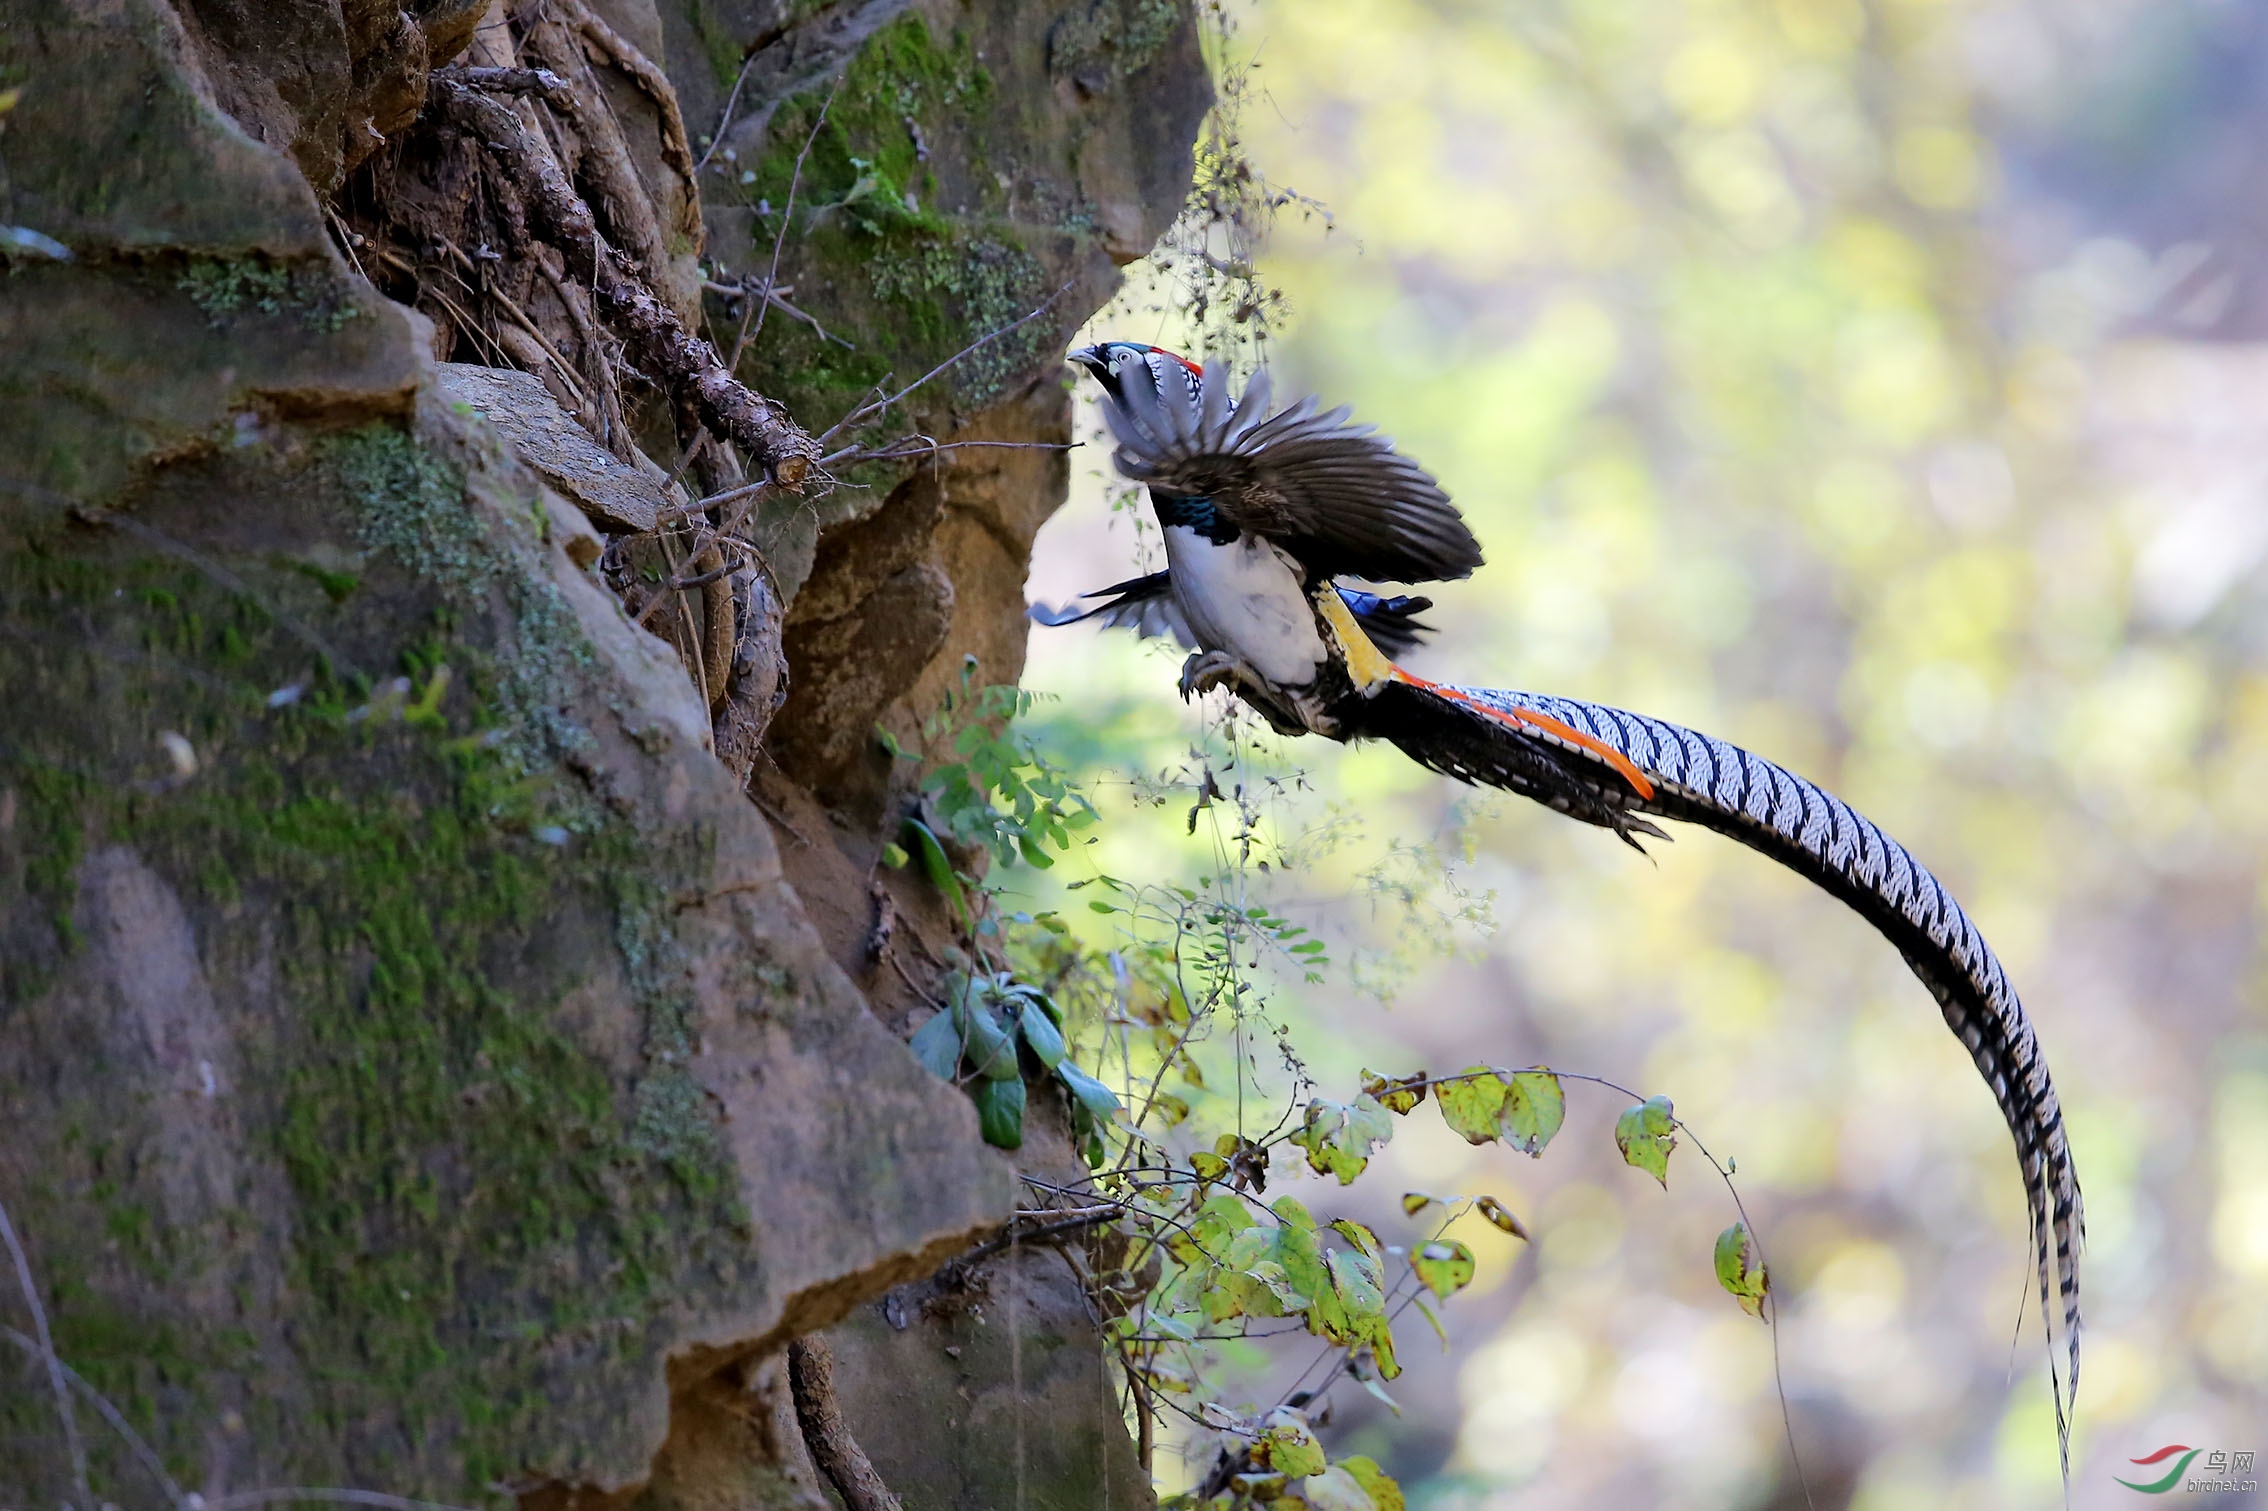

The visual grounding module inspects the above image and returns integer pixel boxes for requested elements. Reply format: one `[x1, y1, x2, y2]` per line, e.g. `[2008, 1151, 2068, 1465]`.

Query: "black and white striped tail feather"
[1403, 680, 2084, 1469]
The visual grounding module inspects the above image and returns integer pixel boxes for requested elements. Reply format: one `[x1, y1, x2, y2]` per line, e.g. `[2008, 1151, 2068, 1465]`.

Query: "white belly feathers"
[1162, 525, 1327, 687]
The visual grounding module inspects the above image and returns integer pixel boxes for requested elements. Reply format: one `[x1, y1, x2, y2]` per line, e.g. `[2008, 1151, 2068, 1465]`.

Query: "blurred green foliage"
[1014, 0, 2268, 1503]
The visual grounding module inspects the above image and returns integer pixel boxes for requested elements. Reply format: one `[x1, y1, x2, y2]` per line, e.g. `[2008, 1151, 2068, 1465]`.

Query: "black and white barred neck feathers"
[1380, 678, 2085, 1474]
[1096, 353, 1484, 586]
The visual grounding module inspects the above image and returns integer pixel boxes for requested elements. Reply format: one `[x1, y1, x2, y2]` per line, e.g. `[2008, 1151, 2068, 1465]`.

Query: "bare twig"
[653, 477, 767, 527]
[820, 437, 1077, 468]
[749, 787, 817, 848]
[206, 1491, 480, 1511]
[788, 1335, 904, 1511]
[738, 75, 842, 366]
[704, 272, 851, 348]
[439, 236, 591, 407]
[816, 282, 1074, 446]
[665, 552, 745, 595]
[696, 49, 758, 170]
[890, 952, 946, 1009]
[323, 205, 371, 284]
[0, 1197, 88, 1510]
[433, 79, 821, 486]
[2, 1326, 186, 1507]
[947, 1209, 1120, 1276]
[1123, 1348, 1156, 1472]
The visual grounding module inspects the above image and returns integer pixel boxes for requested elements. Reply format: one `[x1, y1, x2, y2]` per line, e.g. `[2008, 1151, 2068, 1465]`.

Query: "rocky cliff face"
[0, 0, 1205, 1504]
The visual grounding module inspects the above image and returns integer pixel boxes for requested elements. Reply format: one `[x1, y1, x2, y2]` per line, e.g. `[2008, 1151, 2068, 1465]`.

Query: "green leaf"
[1330, 1219, 1383, 1259]
[1714, 1220, 1771, 1320]
[1147, 1312, 1197, 1343]
[1400, 1192, 1436, 1217]
[1361, 1068, 1429, 1116]
[1475, 1195, 1529, 1240]
[908, 1010, 961, 1080]
[1016, 995, 1066, 1069]
[1201, 1273, 1247, 1324]
[1253, 1411, 1327, 1478]
[1233, 1260, 1301, 1317]
[1412, 1239, 1475, 1299]
[1183, 1193, 1249, 1262]
[1614, 1095, 1678, 1187]
[1329, 1247, 1386, 1320]
[956, 996, 1019, 1081]
[1502, 1069, 1566, 1156]
[879, 841, 909, 869]
[1189, 1150, 1229, 1183]
[1271, 1196, 1316, 1231]
[904, 818, 969, 929]
[1289, 1094, 1395, 1184]
[1056, 1061, 1121, 1122]
[1339, 1456, 1407, 1511]
[972, 1075, 1025, 1149]
[1435, 1066, 1508, 1145]
[1271, 1215, 1331, 1319]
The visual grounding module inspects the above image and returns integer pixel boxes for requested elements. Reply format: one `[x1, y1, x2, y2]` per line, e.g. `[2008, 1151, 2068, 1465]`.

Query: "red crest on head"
[1145, 345, 1203, 378]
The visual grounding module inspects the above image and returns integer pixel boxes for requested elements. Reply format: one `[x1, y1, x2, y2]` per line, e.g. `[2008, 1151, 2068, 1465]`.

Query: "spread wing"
[1098, 355, 1482, 585]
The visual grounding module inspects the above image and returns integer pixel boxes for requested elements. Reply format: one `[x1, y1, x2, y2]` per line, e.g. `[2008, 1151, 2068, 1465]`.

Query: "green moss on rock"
[177, 256, 364, 332]
[1048, 0, 1185, 85]
[0, 427, 752, 1497]
[718, 14, 1052, 423]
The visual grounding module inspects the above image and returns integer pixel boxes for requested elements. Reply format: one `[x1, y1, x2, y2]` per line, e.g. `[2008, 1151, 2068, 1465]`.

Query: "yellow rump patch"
[1316, 589, 1397, 693]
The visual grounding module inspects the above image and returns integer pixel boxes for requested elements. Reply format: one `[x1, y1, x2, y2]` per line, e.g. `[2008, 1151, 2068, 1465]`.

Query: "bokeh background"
[1009, 0, 2268, 1503]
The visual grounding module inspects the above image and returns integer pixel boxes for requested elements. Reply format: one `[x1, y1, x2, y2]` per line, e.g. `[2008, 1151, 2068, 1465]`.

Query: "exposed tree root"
[787, 1335, 905, 1511]
[431, 73, 819, 487]
[556, 0, 698, 191]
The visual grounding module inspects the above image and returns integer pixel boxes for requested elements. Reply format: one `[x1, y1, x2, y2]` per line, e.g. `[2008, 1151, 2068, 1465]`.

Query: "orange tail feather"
[1389, 668, 1658, 801]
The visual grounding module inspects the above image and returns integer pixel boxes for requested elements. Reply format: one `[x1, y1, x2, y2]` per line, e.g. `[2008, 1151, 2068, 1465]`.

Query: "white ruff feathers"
[1162, 524, 1326, 687]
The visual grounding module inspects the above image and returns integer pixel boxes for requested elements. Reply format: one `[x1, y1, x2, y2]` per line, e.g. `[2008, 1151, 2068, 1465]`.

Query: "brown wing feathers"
[1099, 355, 1483, 584]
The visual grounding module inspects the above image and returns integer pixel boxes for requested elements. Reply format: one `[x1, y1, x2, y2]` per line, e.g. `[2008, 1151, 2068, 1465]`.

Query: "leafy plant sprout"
[871, 11, 1820, 1496]
[884, 656, 1808, 1505]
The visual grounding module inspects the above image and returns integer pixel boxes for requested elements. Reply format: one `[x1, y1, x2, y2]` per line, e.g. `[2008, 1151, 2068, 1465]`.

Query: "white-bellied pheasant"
[1044, 341, 2085, 1467]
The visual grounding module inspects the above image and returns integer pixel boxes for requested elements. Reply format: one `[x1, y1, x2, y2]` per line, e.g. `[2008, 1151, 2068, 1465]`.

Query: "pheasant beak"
[1067, 345, 1110, 379]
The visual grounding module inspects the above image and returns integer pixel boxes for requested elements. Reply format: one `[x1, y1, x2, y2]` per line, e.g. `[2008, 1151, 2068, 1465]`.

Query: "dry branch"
[447, 65, 569, 97]
[816, 281, 1074, 447]
[432, 76, 821, 487]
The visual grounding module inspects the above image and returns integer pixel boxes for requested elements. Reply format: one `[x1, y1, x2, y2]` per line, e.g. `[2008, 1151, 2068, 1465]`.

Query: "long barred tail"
[1360, 677, 2084, 1466]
